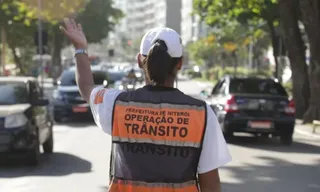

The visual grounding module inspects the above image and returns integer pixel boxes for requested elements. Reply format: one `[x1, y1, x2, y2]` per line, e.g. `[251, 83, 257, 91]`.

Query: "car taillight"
[285, 99, 295, 115]
[225, 95, 239, 112]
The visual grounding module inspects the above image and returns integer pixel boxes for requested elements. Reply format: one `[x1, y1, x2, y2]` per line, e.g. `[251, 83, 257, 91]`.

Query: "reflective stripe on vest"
[109, 178, 198, 192]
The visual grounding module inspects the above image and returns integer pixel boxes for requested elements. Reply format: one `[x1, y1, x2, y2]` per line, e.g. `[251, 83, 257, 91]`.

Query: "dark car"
[201, 76, 295, 145]
[0, 77, 53, 165]
[53, 68, 109, 122]
[107, 70, 127, 85]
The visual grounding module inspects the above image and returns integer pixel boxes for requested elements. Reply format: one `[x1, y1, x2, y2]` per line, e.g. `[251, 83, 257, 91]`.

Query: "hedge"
[201, 66, 273, 82]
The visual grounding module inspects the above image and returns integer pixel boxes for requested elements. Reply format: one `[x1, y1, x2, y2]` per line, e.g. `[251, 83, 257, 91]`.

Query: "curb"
[295, 128, 320, 139]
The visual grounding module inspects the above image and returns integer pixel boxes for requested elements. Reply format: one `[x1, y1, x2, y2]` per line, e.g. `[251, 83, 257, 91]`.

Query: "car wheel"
[222, 123, 233, 140]
[54, 116, 68, 123]
[280, 134, 293, 146]
[43, 126, 54, 153]
[54, 115, 61, 123]
[26, 132, 40, 166]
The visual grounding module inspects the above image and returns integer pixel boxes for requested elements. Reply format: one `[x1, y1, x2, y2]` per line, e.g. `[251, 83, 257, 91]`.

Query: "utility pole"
[248, 41, 253, 69]
[1, 27, 6, 75]
[37, 0, 44, 91]
[248, 26, 253, 70]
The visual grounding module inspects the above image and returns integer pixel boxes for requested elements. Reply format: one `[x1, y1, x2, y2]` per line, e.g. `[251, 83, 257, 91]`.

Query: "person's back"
[60, 20, 231, 192]
[110, 85, 206, 186]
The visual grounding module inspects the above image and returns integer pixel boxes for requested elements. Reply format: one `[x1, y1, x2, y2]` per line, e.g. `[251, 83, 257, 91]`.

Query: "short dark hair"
[143, 40, 181, 85]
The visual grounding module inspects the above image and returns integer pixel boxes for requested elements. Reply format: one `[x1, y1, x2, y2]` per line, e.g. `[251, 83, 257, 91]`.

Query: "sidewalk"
[195, 80, 213, 89]
[295, 119, 320, 139]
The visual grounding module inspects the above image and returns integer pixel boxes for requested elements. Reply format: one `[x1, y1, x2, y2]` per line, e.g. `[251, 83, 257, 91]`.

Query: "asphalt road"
[0, 79, 320, 192]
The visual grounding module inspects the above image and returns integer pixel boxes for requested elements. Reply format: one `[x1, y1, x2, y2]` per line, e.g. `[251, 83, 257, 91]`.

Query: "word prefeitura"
[126, 108, 190, 117]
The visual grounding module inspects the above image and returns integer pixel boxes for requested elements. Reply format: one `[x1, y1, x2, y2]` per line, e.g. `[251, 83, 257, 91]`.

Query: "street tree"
[193, 0, 280, 67]
[187, 36, 217, 67]
[194, 0, 311, 118]
[278, 0, 310, 119]
[21, 0, 123, 77]
[299, 0, 320, 122]
[0, 0, 38, 74]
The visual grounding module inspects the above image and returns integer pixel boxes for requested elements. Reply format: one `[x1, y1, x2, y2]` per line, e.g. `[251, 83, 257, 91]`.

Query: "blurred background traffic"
[0, 0, 319, 192]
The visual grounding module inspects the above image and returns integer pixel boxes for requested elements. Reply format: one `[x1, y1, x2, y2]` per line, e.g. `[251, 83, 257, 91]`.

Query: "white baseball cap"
[140, 27, 183, 58]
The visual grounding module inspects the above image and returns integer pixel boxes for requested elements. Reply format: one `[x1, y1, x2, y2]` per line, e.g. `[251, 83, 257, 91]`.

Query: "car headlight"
[119, 85, 124, 90]
[103, 80, 108, 87]
[5, 113, 28, 128]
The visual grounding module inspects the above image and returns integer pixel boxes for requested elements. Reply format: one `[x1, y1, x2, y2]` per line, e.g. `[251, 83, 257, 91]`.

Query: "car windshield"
[229, 79, 288, 96]
[60, 70, 108, 86]
[0, 82, 28, 104]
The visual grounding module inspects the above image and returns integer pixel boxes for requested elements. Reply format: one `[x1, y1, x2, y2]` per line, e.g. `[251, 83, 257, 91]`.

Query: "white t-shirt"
[89, 86, 232, 174]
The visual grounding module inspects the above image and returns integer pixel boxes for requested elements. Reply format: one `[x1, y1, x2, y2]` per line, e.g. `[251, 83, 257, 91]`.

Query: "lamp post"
[37, 0, 44, 91]
[1, 27, 6, 75]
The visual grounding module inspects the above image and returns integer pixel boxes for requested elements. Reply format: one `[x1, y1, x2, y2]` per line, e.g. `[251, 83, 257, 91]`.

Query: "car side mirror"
[33, 99, 49, 106]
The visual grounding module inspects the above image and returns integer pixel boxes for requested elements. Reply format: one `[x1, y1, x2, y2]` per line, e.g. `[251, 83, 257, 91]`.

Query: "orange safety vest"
[109, 85, 207, 192]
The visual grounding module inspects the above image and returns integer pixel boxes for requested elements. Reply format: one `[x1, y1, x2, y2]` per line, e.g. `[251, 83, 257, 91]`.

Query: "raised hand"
[60, 18, 88, 49]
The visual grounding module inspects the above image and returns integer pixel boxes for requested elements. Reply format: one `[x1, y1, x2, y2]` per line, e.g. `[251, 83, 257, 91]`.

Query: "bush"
[283, 81, 292, 96]
[198, 66, 272, 82]
[185, 69, 202, 78]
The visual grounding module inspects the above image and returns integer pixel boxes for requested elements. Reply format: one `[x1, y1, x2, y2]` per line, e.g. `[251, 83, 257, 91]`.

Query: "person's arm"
[60, 18, 94, 102]
[197, 104, 232, 192]
[89, 87, 124, 134]
[198, 169, 221, 192]
[75, 54, 94, 102]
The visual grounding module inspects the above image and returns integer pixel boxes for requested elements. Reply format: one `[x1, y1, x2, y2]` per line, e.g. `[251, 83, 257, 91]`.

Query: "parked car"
[0, 77, 53, 165]
[201, 76, 295, 145]
[53, 68, 109, 122]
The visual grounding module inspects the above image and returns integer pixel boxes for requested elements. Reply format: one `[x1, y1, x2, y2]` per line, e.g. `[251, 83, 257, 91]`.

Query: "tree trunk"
[267, 20, 280, 78]
[278, 0, 310, 119]
[300, 0, 320, 122]
[9, 44, 24, 75]
[51, 26, 64, 80]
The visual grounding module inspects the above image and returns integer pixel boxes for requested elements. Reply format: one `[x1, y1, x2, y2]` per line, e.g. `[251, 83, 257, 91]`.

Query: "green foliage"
[184, 69, 202, 78]
[0, 0, 38, 74]
[283, 81, 292, 96]
[0, 1, 34, 26]
[0, 0, 124, 74]
[193, 0, 279, 36]
[77, 0, 123, 43]
[18, 0, 123, 44]
[200, 66, 273, 82]
[190, 0, 275, 71]
[187, 37, 216, 65]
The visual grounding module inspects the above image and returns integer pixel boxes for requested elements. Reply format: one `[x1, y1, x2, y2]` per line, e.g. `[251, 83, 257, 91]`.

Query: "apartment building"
[114, 0, 129, 34]
[111, 0, 182, 59]
[181, 0, 209, 45]
[126, 0, 182, 40]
